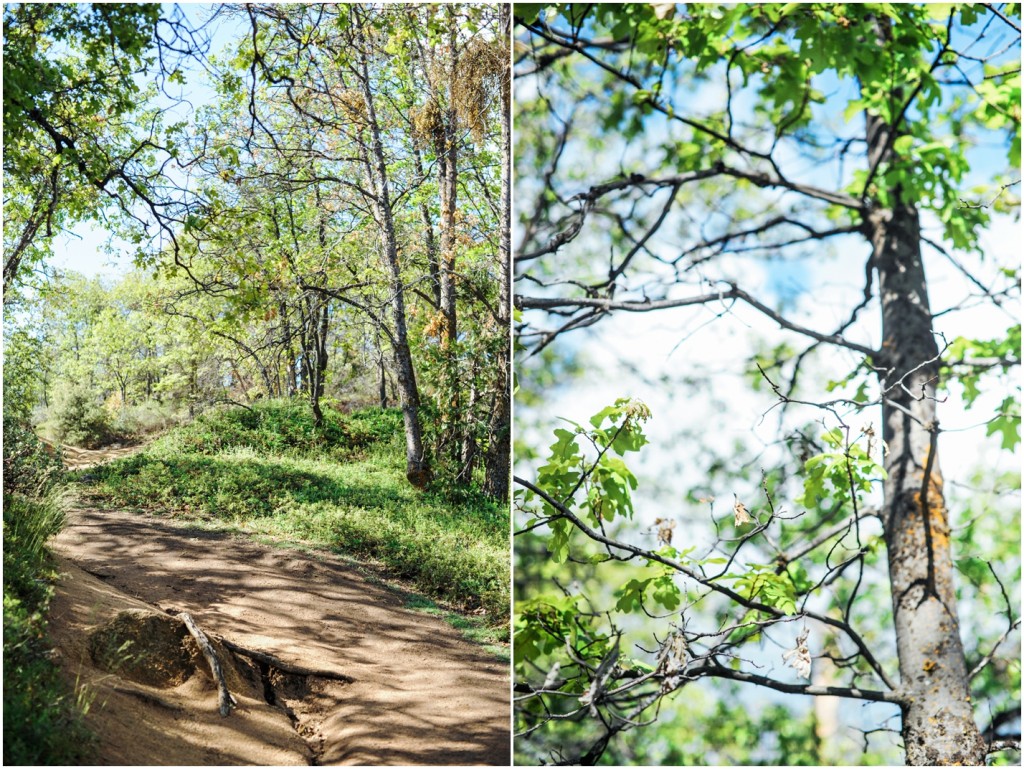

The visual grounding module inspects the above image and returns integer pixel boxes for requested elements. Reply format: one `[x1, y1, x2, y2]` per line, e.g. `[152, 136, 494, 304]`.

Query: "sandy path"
[49, 503, 510, 765]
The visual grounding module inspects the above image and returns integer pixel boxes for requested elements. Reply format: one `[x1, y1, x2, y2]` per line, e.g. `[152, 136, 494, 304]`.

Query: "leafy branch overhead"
[514, 3, 1019, 765]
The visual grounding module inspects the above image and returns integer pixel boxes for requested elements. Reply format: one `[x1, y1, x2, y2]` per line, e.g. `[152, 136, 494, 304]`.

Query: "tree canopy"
[4, 3, 512, 499]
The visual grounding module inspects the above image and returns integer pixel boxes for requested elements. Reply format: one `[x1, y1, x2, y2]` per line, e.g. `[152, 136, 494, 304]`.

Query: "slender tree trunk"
[434, 15, 462, 472]
[482, 3, 512, 502]
[865, 64, 985, 760]
[411, 144, 440, 308]
[437, 14, 459, 349]
[311, 296, 329, 426]
[458, 367, 479, 485]
[280, 300, 297, 397]
[378, 351, 389, 409]
[353, 7, 429, 488]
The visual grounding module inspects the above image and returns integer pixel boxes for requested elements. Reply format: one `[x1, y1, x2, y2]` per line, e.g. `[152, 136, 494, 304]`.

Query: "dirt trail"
[48, 460, 510, 765]
[60, 442, 143, 470]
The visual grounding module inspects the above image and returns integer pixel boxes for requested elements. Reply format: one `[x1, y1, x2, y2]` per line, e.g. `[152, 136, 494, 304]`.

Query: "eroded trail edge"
[49, 504, 510, 765]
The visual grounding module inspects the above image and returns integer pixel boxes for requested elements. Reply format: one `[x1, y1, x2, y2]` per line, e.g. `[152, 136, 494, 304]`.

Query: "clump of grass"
[83, 400, 509, 633]
[3, 426, 94, 765]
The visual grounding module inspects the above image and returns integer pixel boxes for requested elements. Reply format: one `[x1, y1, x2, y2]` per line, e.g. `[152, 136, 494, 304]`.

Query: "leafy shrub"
[2, 416, 64, 497]
[51, 384, 115, 448]
[156, 398, 403, 460]
[111, 399, 181, 438]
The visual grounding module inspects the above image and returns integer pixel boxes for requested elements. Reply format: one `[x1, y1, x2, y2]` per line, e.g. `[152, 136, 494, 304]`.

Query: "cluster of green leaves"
[943, 324, 1022, 450]
[615, 566, 682, 612]
[3, 421, 93, 764]
[796, 428, 887, 513]
[82, 400, 508, 629]
[524, 397, 651, 563]
[3, 4, 163, 285]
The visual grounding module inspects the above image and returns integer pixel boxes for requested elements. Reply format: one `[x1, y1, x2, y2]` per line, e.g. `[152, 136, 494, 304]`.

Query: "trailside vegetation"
[2, 420, 94, 764]
[82, 399, 509, 635]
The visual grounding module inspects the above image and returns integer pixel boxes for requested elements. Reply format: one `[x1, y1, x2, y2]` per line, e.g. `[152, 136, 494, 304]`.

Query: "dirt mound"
[48, 505, 510, 765]
[89, 609, 199, 688]
[49, 558, 313, 765]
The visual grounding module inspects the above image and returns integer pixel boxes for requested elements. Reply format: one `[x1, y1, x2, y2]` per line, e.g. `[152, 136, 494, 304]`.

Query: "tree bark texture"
[482, 1, 512, 503]
[867, 143, 983, 767]
[433, 15, 463, 472]
[437, 11, 460, 350]
[870, 201, 984, 765]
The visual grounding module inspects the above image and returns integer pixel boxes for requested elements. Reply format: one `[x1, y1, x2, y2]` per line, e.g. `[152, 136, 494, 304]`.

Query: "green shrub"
[155, 398, 403, 460]
[110, 399, 181, 438]
[2, 416, 65, 497]
[51, 384, 115, 448]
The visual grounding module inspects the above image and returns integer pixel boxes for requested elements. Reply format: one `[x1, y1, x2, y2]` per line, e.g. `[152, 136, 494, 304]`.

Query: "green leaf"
[892, 135, 914, 154]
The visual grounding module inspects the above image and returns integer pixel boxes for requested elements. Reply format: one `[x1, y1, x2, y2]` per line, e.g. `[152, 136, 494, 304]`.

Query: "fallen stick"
[180, 612, 237, 716]
[219, 638, 354, 683]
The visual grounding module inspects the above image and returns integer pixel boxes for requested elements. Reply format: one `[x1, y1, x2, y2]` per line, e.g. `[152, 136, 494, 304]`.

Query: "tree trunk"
[437, 13, 459, 349]
[434, 14, 462, 472]
[377, 332, 390, 409]
[300, 295, 329, 428]
[311, 296, 329, 427]
[457, 369, 478, 485]
[412, 144, 440, 308]
[353, 7, 429, 488]
[864, 16, 984, 764]
[280, 300, 297, 397]
[482, 2, 511, 503]
[871, 202, 984, 765]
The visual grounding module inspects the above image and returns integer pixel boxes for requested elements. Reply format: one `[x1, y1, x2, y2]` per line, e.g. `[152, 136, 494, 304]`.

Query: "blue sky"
[48, 3, 239, 281]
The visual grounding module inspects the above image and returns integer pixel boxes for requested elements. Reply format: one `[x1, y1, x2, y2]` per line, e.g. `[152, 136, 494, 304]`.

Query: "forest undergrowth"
[3, 419, 95, 764]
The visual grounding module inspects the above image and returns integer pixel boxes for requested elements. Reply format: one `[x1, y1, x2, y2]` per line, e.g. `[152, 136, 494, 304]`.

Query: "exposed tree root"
[219, 638, 354, 684]
[181, 612, 237, 717]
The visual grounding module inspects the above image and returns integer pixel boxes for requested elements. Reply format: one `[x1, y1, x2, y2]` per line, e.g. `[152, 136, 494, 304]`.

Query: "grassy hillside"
[80, 400, 509, 636]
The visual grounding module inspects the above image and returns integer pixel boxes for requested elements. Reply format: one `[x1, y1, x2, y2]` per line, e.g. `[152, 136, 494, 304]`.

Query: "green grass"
[81, 400, 510, 637]
[3, 490, 95, 764]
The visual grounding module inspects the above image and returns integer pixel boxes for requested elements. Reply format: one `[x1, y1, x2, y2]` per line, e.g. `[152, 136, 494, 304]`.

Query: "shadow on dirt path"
[48, 487, 511, 764]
